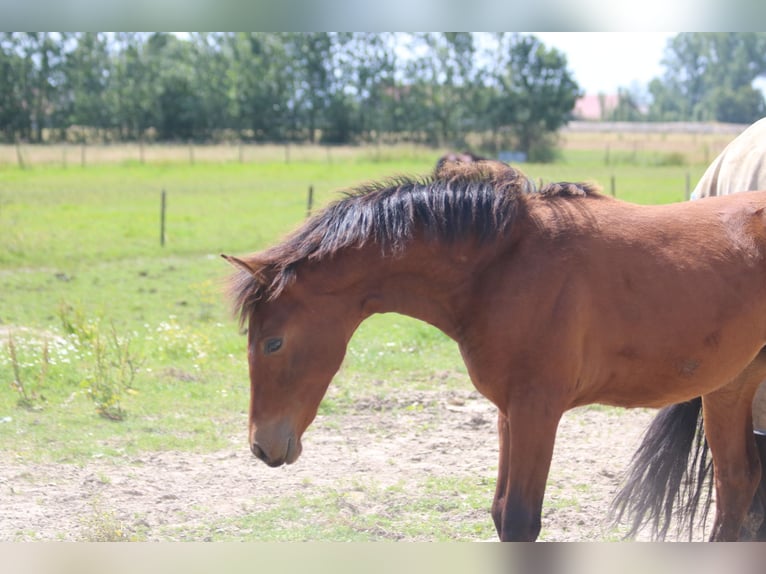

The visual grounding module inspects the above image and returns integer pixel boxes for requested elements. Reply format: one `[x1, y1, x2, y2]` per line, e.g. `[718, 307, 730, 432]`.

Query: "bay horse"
[613, 117, 766, 540]
[224, 160, 766, 541]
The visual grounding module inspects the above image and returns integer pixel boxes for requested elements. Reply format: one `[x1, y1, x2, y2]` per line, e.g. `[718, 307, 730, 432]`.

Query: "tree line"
[1, 33, 765, 158]
[0, 32, 581, 159]
[606, 33, 766, 124]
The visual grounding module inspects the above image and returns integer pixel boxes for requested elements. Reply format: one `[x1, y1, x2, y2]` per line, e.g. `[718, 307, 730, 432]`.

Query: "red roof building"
[573, 93, 620, 121]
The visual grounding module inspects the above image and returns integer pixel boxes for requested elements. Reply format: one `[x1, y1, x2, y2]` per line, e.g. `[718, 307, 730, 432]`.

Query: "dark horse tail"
[610, 398, 715, 540]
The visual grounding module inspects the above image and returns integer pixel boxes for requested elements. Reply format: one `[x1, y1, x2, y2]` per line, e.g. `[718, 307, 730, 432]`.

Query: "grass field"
[1, 136, 733, 542]
[0, 142, 715, 465]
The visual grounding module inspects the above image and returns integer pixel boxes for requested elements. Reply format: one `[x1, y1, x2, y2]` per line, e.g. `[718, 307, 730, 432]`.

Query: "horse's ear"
[221, 254, 267, 282]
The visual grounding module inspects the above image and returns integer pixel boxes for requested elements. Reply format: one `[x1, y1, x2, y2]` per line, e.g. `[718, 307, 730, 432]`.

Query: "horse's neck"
[328, 241, 487, 341]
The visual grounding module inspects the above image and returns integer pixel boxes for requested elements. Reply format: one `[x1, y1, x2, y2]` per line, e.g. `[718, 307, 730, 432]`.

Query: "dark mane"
[227, 162, 599, 325]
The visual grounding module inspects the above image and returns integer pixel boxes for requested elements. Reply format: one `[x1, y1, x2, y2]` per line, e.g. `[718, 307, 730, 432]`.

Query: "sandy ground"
[0, 386, 700, 542]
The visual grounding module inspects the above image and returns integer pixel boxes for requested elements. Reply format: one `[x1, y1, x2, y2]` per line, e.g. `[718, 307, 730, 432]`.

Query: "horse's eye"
[263, 337, 283, 355]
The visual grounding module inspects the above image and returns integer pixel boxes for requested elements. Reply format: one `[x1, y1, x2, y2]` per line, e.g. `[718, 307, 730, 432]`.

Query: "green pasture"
[0, 149, 706, 464]
[0, 145, 708, 540]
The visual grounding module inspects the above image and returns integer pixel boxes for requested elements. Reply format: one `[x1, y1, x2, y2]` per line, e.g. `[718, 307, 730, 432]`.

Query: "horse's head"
[224, 254, 355, 467]
[244, 288, 353, 467]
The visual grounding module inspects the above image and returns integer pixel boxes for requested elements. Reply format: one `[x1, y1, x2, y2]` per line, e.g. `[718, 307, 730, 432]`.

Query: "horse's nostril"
[251, 442, 266, 461]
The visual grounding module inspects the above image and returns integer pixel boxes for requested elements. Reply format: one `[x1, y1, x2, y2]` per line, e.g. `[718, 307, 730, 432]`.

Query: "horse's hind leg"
[740, 430, 766, 540]
[702, 361, 766, 541]
[703, 392, 761, 541]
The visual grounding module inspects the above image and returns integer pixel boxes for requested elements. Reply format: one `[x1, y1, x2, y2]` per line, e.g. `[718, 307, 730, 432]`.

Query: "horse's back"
[693, 118, 766, 199]
[496, 191, 766, 408]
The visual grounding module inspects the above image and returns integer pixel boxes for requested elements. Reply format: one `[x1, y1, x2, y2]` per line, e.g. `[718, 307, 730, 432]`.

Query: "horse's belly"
[582, 341, 765, 409]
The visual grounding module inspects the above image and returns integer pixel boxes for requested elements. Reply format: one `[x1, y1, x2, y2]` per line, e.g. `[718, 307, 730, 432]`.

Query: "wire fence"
[0, 123, 747, 169]
[0, 142, 442, 168]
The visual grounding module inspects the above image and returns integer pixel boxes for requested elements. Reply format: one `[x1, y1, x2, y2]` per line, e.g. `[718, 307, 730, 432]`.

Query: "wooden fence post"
[160, 189, 167, 247]
[15, 141, 25, 169]
[610, 175, 616, 197]
[307, 185, 314, 217]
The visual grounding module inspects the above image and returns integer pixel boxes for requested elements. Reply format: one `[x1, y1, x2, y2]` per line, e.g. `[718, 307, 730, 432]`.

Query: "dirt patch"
[0, 389, 686, 541]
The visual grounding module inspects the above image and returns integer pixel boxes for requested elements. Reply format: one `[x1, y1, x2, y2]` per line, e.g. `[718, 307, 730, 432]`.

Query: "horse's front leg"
[492, 410, 510, 536]
[493, 400, 563, 541]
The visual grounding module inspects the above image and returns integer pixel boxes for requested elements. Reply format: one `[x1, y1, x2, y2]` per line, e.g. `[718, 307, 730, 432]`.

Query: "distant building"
[572, 93, 620, 121]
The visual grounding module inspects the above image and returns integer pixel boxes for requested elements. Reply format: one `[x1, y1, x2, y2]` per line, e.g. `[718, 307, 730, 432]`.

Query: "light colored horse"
[692, 117, 766, 430]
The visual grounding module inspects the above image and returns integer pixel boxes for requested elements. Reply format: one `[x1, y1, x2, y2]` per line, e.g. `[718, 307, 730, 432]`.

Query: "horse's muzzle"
[250, 442, 283, 467]
[250, 435, 300, 467]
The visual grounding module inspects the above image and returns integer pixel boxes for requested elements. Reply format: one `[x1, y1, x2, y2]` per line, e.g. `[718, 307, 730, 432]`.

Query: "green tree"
[494, 34, 580, 161]
[711, 85, 766, 124]
[223, 32, 294, 141]
[3, 33, 66, 142]
[424, 32, 476, 145]
[394, 33, 477, 146]
[649, 33, 766, 123]
[0, 34, 29, 142]
[284, 32, 336, 143]
[342, 33, 397, 143]
[188, 33, 233, 140]
[145, 33, 203, 141]
[111, 33, 157, 140]
[61, 33, 114, 139]
[0, 32, 591, 147]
